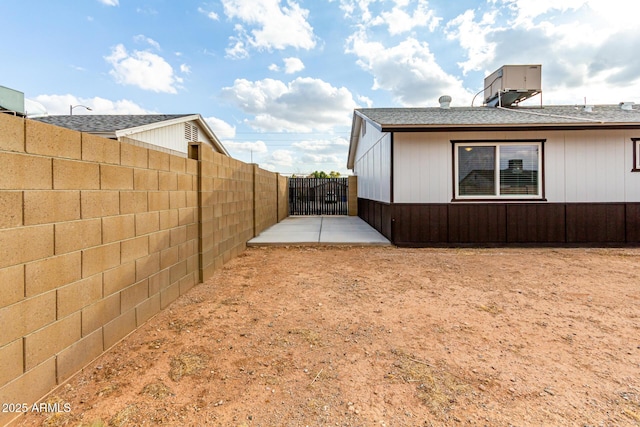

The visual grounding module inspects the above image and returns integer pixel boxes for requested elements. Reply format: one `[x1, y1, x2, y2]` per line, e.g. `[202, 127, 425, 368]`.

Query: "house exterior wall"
[358, 127, 640, 246]
[125, 120, 215, 155]
[393, 129, 640, 203]
[0, 114, 287, 426]
[353, 119, 391, 203]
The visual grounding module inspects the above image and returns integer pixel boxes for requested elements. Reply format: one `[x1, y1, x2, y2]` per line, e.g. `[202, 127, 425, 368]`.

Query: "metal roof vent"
[583, 105, 593, 112]
[619, 102, 635, 111]
[438, 95, 452, 109]
[185, 122, 199, 142]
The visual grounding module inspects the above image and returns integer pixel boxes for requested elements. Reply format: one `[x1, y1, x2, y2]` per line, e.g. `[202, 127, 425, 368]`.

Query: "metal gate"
[289, 177, 348, 215]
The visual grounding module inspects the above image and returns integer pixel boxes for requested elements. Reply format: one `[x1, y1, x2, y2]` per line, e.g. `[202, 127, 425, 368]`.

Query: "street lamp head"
[70, 105, 93, 115]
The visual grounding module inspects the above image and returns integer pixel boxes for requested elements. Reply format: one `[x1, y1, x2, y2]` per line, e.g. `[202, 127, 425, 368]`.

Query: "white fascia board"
[347, 112, 367, 170]
[89, 131, 117, 139]
[193, 114, 230, 156]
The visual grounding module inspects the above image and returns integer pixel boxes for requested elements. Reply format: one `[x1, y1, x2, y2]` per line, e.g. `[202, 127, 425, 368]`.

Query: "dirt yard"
[17, 246, 640, 427]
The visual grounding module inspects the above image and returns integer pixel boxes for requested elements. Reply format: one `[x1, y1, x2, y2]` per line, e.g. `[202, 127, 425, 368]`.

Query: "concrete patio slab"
[247, 216, 391, 246]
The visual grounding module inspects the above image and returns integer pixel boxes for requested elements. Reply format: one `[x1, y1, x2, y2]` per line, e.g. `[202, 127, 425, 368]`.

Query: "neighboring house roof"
[33, 114, 229, 156]
[348, 104, 640, 169]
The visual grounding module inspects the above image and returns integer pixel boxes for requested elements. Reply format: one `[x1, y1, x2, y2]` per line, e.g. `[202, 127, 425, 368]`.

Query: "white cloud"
[98, 0, 119, 6]
[290, 138, 349, 172]
[445, 9, 498, 74]
[442, 1, 640, 104]
[357, 94, 373, 108]
[221, 0, 316, 55]
[220, 77, 357, 132]
[180, 64, 191, 74]
[32, 94, 152, 115]
[283, 57, 305, 74]
[332, 0, 375, 21]
[346, 30, 471, 106]
[371, 0, 441, 35]
[269, 149, 295, 166]
[267, 57, 305, 74]
[226, 30, 250, 59]
[133, 35, 161, 50]
[292, 137, 349, 153]
[198, 7, 219, 20]
[300, 153, 345, 165]
[498, 0, 586, 27]
[204, 116, 237, 139]
[105, 44, 181, 93]
[223, 140, 268, 155]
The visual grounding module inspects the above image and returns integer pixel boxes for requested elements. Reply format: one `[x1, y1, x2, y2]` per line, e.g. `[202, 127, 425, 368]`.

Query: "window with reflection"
[454, 141, 543, 199]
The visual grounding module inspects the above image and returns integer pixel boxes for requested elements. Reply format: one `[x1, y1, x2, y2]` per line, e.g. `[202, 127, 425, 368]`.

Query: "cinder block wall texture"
[0, 115, 287, 425]
[254, 165, 278, 237]
[277, 173, 289, 221]
[348, 175, 358, 216]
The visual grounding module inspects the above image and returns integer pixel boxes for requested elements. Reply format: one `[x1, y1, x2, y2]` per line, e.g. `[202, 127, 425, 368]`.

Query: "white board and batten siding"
[393, 132, 452, 203]
[353, 119, 392, 203]
[126, 121, 206, 155]
[392, 129, 640, 204]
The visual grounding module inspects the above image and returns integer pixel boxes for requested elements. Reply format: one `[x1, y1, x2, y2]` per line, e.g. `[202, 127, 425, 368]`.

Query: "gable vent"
[185, 123, 199, 142]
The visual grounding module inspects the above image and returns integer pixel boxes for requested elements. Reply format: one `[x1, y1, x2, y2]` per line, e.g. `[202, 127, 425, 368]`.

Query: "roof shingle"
[32, 114, 192, 133]
[357, 104, 640, 128]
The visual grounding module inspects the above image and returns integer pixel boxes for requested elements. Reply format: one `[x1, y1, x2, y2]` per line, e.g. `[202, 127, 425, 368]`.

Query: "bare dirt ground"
[17, 246, 640, 427]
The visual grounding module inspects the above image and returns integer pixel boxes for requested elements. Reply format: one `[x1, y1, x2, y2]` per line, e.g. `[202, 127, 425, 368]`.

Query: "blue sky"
[2, 0, 638, 175]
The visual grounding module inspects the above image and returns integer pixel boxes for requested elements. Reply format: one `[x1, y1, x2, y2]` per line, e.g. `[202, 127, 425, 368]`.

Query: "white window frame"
[453, 140, 544, 200]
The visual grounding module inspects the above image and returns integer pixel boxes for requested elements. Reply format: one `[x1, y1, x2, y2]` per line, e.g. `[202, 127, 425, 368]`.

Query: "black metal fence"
[289, 177, 348, 215]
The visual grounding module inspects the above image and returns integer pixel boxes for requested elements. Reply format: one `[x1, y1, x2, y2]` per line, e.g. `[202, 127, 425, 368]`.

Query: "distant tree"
[309, 171, 328, 178]
[308, 170, 341, 178]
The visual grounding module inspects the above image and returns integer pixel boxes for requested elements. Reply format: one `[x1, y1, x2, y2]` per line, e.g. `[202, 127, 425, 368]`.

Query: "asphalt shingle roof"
[357, 104, 640, 129]
[32, 114, 192, 133]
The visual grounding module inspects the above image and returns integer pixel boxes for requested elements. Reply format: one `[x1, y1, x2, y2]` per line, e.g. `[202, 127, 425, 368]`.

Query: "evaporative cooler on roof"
[484, 65, 542, 107]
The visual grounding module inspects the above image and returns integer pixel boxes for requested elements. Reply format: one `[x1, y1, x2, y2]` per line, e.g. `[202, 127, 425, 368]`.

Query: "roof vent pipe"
[438, 95, 452, 109]
[620, 102, 635, 111]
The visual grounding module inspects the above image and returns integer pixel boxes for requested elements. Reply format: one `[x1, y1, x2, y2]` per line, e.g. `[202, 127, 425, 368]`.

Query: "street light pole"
[70, 105, 92, 115]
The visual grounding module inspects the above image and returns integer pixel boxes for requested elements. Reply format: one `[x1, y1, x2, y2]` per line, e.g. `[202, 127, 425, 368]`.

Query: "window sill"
[451, 198, 547, 203]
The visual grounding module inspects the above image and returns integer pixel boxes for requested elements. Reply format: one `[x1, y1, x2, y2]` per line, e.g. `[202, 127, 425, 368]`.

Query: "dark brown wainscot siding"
[506, 204, 566, 243]
[448, 204, 506, 244]
[566, 203, 626, 243]
[358, 198, 392, 241]
[626, 203, 640, 243]
[393, 204, 448, 245]
[358, 198, 640, 246]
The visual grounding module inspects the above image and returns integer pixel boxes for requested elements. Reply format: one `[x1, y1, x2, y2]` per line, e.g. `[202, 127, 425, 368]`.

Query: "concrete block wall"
[348, 175, 358, 216]
[195, 144, 255, 281]
[254, 165, 278, 236]
[0, 116, 285, 425]
[277, 173, 289, 222]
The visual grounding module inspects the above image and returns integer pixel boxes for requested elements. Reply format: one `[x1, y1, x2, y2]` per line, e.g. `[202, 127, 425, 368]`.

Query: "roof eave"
[193, 114, 230, 157]
[379, 122, 640, 132]
[346, 113, 361, 170]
